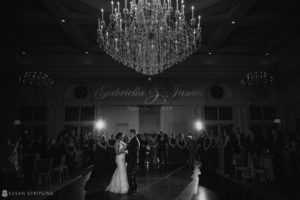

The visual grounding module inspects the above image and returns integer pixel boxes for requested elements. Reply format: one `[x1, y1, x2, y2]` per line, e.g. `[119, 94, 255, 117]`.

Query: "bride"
[106, 132, 129, 194]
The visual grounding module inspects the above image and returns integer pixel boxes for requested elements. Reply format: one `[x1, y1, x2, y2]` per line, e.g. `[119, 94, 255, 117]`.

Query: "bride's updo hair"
[116, 132, 123, 140]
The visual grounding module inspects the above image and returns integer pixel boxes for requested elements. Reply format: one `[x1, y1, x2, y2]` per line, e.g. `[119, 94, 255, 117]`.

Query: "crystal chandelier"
[241, 71, 274, 98]
[97, 0, 202, 75]
[18, 71, 54, 88]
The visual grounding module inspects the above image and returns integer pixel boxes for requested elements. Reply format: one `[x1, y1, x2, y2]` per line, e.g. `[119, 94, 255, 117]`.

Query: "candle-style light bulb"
[111, 1, 114, 14]
[176, 0, 179, 11]
[198, 15, 201, 26]
[191, 6, 194, 19]
[125, 0, 127, 9]
[101, 9, 104, 21]
[117, 1, 120, 13]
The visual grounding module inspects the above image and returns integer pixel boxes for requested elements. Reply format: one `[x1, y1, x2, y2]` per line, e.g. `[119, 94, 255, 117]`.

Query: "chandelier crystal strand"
[97, 0, 202, 75]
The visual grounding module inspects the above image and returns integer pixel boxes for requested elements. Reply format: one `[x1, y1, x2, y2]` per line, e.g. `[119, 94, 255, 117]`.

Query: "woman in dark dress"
[139, 133, 147, 170]
[168, 133, 177, 165]
[94, 135, 107, 175]
[107, 134, 116, 170]
[177, 134, 187, 165]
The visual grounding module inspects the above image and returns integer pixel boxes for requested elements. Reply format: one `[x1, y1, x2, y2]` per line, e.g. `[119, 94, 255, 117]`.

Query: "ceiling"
[0, 0, 300, 79]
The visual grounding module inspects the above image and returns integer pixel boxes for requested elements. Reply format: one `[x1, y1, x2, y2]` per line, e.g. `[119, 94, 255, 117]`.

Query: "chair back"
[253, 155, 265, 168]
[34, 159, 52, 174]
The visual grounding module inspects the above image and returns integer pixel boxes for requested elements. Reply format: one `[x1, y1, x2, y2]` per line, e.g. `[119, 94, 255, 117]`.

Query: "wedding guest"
[66, 137, 77, 174]
[168, 133, 177, 164]
[139, 133, 147, 170]
[94, 134, 107, 175]
[186, 133, 195, 168]
[158, 131, 168, 168]
[204, 130, 216, 171]
[81, 133, 89, 167]
[107, 134, 116, 170]
[223, 128, 233, 176]
[216, 131, 224, 172]
[150, 133, 159, 168]
[197, 131, 206, 166]
[6, 139, 21, 190]
[177, 133, 187, 165]
[88, 132, 95, 165]
[270, 129, 284, 183]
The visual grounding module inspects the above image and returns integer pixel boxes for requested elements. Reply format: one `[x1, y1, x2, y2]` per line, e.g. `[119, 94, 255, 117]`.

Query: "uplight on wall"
[194, 120, 204, 131]
[95, 119, 105, 131]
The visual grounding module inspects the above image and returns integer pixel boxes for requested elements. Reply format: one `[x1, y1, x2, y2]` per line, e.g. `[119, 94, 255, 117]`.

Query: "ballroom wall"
[4, 76, 290, 139]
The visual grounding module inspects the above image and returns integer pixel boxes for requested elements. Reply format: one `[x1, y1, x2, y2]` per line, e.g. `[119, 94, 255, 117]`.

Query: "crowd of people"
[1, 125, 300, 191]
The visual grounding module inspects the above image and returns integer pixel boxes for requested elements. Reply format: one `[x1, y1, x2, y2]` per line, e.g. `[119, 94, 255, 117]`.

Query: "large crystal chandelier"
[97, 0, 202, 75]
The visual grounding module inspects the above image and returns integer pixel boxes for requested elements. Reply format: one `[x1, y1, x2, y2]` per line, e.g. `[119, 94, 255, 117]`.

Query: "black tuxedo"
[126, 136, 140, 192]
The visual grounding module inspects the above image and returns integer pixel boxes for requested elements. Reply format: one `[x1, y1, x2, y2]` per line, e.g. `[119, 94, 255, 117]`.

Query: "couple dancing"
[106, 129, 140, 194]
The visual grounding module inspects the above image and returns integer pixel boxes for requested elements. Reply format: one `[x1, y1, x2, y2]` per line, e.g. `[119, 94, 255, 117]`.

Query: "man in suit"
[126, 129, 140, 194]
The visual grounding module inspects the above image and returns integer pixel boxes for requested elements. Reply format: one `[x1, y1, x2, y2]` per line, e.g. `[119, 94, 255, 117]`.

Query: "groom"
[126, 129, 140, 194]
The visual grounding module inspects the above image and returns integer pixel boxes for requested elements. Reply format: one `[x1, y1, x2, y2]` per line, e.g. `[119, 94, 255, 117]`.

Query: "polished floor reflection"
[46, 164, 296, 200]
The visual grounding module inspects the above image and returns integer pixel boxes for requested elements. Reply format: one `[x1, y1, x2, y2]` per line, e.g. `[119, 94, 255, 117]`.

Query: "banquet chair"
[33, 158, 52, 188]
[235, 154, 254, 184]
[253, 155, 268, 184]
[53, 155, 68, 182]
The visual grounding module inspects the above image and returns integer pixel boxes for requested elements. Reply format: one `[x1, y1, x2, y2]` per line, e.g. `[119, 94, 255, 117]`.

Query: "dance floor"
[46, 165, 294, 200]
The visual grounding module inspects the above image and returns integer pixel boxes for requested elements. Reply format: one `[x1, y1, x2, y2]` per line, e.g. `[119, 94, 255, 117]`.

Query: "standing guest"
[204, 130, 214, 171]
[286, 132, 298, 184]
[88, 132, 95, 165]
[197, 131, 206, 167]
[158, 131, 168, 168]
[56, 136, 66, 164]
[22, 137, 37, 189]
[177, 133, 187, 165]
[94, 134, 107, 175]
[223, 128, 233, 177]
[168, 133, 177, 165]
[187, 133, 195, 168]
[66, 137, 77, 175]
[270, 129, 284, 184]
[216, 131, 224, 172]
[2, 139, 21, 190]
[232, 127, 241, 167]
[81, 133, 89, 167]
[150, 133, 159, 168]
[138, 133, 147, 170]
[107, 134, 116, 170]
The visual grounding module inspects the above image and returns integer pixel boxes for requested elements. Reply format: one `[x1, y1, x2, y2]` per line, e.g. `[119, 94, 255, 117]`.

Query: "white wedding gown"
[105, 141, 129, 194]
